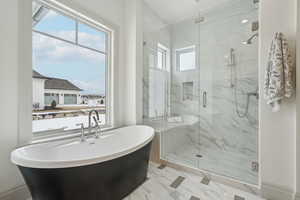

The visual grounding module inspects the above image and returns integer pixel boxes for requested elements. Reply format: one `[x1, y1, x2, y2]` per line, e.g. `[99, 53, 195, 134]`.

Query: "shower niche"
[143, 0, 259, 185]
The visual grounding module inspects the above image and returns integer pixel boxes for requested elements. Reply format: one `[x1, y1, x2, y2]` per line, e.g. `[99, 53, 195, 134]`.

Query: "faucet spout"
[88, 110, 100, 135]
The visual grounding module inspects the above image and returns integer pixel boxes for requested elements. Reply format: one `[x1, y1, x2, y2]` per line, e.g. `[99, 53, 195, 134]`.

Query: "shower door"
[197, 0, 259, 185]
[142, 0, 259, 186]
[142, 29, 172, 163]
[160, 18, 201, 170]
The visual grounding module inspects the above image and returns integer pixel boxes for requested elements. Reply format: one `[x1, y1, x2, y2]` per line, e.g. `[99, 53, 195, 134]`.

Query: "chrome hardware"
[252, 161, 259, 172]
[248, 91, 259, 100]
[203, 91, 207, 108]
[88, 110, 100, 135]
[252, 21, 259, 32]
[93, 116, 102, 139]
[76, 123, 85, 142]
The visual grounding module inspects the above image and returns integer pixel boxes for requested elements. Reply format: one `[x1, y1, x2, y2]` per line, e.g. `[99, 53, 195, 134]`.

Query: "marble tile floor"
[124, 162, 265, 200]
[28, 163, 264, 200]
[164, 143, 258, 185]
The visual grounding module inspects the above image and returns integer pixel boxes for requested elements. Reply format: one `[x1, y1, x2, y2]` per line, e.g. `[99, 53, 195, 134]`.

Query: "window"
[157, 44, 167, 70]
[64, 94, 77, 105]
[176, 46, 196, 71]
[45, 93, 59, 105]
[157, 48, 166, 70]
[34, 9, 76, 42]
[32, 1, 112, 136]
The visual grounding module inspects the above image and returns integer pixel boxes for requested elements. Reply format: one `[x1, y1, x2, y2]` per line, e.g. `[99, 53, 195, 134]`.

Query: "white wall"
[260, 0, 297, 199]
[123, 0, 144, 125]
[143, 2, 167, 34]
[0, 0, 127, 197]
[0, 0, 26, 195]
[296, 1, 300, 199]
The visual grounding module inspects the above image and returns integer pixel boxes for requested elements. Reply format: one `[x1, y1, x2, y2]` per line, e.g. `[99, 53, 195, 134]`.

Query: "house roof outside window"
[45, 78, 82, 91]
[32, 70, 49, 79]
[33, 70, 82, 91]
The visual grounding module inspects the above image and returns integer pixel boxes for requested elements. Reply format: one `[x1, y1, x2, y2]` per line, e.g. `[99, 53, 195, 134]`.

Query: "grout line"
[201, 176, 210, 185]
[170, 176, 185, 188]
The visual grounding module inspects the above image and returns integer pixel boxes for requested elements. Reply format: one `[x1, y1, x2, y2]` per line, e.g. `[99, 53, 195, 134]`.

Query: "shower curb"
[159, 159, 261, 196]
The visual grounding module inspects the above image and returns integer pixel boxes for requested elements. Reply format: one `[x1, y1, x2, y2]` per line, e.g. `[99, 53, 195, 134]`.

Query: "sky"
[33, 8, 107, 95]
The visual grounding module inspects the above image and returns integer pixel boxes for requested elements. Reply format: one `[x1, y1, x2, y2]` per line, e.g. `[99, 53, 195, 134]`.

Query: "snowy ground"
[33, 114, 106, 133]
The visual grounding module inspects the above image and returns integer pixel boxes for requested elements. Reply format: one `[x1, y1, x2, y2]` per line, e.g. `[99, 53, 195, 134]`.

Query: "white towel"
[264, 32, 294, 112]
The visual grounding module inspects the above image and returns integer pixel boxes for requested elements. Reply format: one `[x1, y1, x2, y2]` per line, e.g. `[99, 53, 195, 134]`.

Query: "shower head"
[242, 33, 258, 45]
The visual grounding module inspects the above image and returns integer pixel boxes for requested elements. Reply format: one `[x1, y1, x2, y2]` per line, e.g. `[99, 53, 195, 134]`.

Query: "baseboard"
[261, 182, 295, 200]
[295, 193, 300, 200]
[0, 185, 30, 200]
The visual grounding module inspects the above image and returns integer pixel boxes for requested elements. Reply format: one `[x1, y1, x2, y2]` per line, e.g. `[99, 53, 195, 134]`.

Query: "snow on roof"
[33, 70, 49, 79]
[45, 78, 82, 91]
[33, 70, 82, 91]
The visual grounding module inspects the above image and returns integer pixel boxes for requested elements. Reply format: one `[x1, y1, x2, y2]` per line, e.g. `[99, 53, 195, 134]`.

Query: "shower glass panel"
[164, 19, 201, 169]
[142, 0, 258, 185]
[142, 30, 170, 139]
[197, 0, 258, 185]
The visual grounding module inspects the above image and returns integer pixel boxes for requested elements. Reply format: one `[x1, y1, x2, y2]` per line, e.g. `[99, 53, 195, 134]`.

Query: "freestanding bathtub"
[11, 125, 154, 200]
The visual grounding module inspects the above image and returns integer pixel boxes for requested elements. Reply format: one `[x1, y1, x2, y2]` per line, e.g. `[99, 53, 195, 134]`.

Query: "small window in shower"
[176, 46, 196, 71]
[157, 44, 167, 70]
[182, 82, 194, 101]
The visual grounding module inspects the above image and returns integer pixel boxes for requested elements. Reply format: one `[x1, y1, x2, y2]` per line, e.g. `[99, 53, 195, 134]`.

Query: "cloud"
[78, 32, 106, 51]
[44, 10, 58, 19]
[71, 79, 105, 95]
[33, 31, 106, 63]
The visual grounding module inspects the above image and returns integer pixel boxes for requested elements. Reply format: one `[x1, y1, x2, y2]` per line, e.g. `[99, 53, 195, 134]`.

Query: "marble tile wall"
[143, 28, 171, 119]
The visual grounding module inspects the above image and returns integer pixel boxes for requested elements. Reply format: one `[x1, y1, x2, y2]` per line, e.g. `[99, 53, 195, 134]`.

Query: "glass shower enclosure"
[143, 0, 259, 185]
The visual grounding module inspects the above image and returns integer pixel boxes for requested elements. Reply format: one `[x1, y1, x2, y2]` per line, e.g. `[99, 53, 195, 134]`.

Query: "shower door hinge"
[202, 91, 207, 108]
[252, 21, 259, 32]
[251, 161, 259, 173]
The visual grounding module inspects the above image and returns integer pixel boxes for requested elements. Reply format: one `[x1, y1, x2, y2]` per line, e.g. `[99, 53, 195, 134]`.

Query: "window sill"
[31, 125, 119, 145]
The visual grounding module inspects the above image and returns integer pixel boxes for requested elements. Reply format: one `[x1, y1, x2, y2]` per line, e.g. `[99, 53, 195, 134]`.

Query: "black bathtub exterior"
[18, 142, 152, 200]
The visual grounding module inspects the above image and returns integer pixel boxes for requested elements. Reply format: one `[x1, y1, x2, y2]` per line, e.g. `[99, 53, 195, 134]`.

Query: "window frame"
[32, 1, 108, 56]
[32, 0, 114, 139]
[157, 46, 167, 70]
[176, 46, 196, 72]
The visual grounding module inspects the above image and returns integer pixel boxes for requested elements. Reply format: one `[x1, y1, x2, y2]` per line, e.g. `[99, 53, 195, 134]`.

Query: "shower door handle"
[203, 91, 207, 108]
